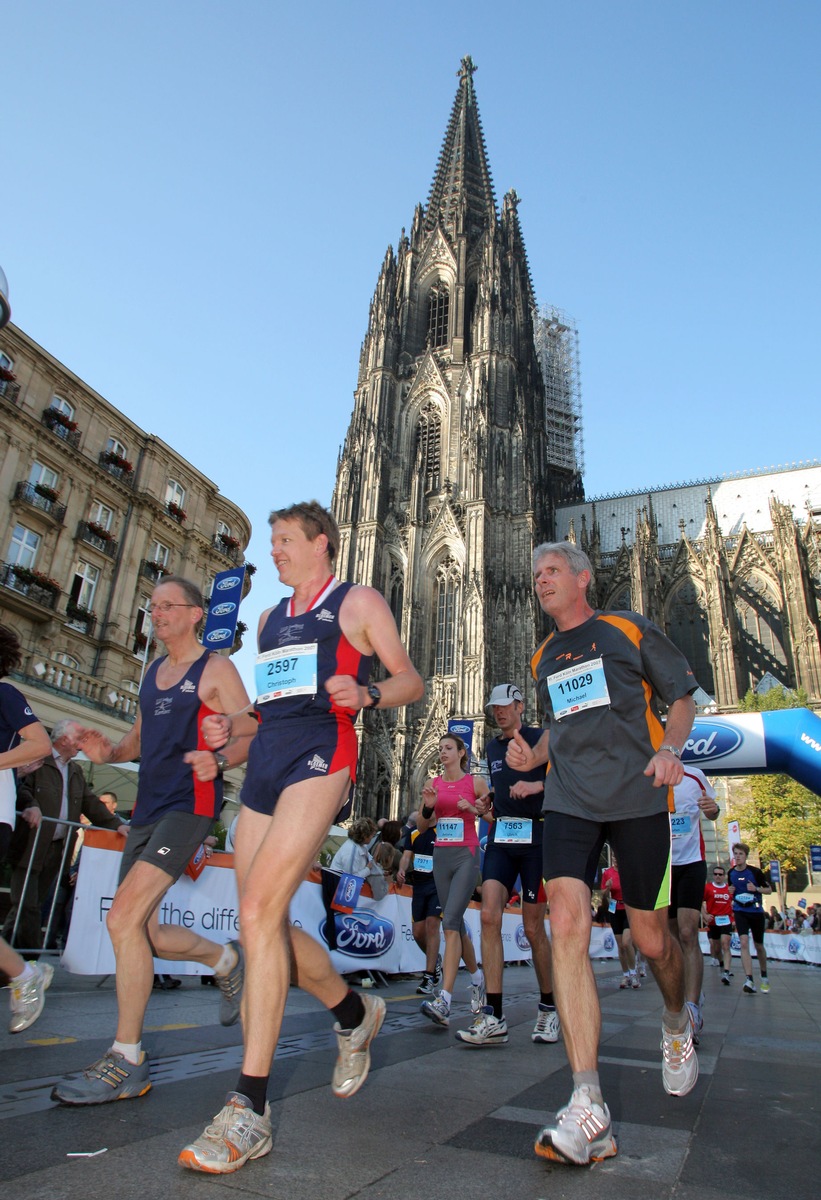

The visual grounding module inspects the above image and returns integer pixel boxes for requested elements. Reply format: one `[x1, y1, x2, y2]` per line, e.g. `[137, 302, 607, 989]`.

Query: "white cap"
[486, 683, 523, 712]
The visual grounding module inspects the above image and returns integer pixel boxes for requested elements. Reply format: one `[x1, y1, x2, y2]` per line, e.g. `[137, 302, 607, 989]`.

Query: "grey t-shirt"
[531, 610, 697, 821]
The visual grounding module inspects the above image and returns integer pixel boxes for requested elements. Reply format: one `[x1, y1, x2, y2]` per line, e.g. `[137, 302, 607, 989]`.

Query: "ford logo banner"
[685, 723, 743, 762]
[216, 576, 241, 591]
[321, 911, 395, 957]
[211, 601, 236, 617]
[515, 925, 531, 952]
[205, 628, 232, 644]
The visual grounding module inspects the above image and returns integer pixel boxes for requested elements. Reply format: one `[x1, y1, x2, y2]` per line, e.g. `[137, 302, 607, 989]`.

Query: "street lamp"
[0, 265, 10, 329]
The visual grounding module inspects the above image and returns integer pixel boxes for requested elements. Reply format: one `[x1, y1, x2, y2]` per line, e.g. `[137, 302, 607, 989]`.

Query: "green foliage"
[738, 686, 810, 712]
[732, 773, 821, 871]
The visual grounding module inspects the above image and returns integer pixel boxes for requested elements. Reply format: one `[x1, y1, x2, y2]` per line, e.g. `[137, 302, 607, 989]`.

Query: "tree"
[732, 685, 821, 877]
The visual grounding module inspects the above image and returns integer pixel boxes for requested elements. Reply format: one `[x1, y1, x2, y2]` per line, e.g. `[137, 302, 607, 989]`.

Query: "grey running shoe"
[178, 1092, 272, 1173]
[9, 961, 53, 1034]
[743, 978, 756, 994]
[469, 973, 486, 1014]
[532, 1003, 560, 1044]
[416, 972, 436, 995]
[661, 1024, 698, 1096]
[51, 1049, 151, 1105]
[420, 993, 450, 1027]
[534, 1085, 617, 1165]
[686, 1000, 703, 1046]
[456, 1005, 508, 1046]
[215, 940, 244, 1026]
[332, 992, 386, 1099]
[721, 970, 731, 985]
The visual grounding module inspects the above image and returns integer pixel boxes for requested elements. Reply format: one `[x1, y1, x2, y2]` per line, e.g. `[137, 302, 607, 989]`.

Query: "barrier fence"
[6, 827, 820, 972]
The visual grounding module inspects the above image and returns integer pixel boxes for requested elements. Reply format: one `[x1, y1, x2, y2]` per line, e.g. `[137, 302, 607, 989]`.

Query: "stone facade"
[0, 322, 253, 748]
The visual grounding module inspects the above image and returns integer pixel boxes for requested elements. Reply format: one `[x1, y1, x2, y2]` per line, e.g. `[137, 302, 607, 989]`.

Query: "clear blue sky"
[3, 1, 819, 685]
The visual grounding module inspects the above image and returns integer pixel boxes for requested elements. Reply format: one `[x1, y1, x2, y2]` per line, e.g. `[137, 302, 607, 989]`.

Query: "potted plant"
[33, 483, 59, 503]
[101, 449, 133, 472]
[219, 533, 240, 550]
[12, 565, 61, 594]
[167, 501, 187, 522]
[86, 520, 113, 541]
[44, 407, 78, 432]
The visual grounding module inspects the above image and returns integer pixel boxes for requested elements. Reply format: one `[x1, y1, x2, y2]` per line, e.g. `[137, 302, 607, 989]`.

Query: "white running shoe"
[534, 1085, 617, 1165]
[420, 994, 450, 1027]
[178, 1092, 272, 1173]
[9, 961, 53, 1034]
[532, 1004, 560, 1043]
[332, 992, 386, 1099]
[455, 1006, 508, 1046]
[661, 1023, 698, 1096]
[686, 1000, 703, 1046]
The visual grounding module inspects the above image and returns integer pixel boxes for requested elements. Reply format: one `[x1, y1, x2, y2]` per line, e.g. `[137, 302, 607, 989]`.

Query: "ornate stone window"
[427, 283, 449, 349]
[736, 574, 788, 684]
[434, 557, 460, 676]
[389, 563, 404, 627]
[416, 404, 441, 493]
[668, 579, 714, 695]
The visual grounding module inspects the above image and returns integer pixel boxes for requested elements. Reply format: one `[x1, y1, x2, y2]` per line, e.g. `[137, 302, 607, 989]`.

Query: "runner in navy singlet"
[181, 501, 423, 1175]
[52, 576, 255, 1108]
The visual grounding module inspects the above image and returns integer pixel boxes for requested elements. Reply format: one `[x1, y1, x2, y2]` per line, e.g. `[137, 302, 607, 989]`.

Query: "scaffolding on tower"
[533, 303, 584, 479]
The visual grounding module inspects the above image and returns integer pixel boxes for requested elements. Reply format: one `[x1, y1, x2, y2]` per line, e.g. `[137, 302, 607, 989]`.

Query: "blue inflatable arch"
[683, 710, 821, 797]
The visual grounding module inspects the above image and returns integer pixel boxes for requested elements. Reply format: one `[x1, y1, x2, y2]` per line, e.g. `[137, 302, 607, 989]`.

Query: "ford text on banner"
[447, 718, 474, 766]
[201, 566, 246, 650]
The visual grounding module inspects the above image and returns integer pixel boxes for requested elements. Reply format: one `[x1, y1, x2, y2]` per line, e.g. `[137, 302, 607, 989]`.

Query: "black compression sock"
[541, 992, 555, 1008]
[235, 1074, 268, 1116]
[331, 989, 366, 1031]
[486, 992, 503, 1019]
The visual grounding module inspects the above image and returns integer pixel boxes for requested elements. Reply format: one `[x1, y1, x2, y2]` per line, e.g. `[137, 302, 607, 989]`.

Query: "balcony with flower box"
[13, 481, 67, 525]
[77, 520, 118, 558]
[98, 449, 135, 485]
[42, 406, 81, 449]
[140, 559, 169, 584]
[0, 563, 61, 614]
[0, 365, 20, 405]
[166, 502, 187, 524]
[213, 532, 242, 564]
[65, 601, 96, 637]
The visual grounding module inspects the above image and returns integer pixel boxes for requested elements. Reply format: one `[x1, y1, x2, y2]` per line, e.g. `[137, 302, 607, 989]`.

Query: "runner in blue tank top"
[52, 576, 255, 1108]
[181, 500, 424, 1175]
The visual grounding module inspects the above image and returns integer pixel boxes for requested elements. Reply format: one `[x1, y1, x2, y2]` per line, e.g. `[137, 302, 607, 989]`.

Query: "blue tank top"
[256, 579, 373, 726]
[135, 651, 222, 823]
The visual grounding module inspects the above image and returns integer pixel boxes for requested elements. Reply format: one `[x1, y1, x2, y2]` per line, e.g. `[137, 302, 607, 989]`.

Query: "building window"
[89, 500, 114, 531]
[50, 395, 75, 421]
[389, 565, 404, 628]
[149, 540, 170, 568]
[166, 479, 186, 509]
[434, 558, 460, 676]
[0, 351, 14, 397]
[8, 524, 41, 569]
[427, 284, 450, 349]
[216, 520, 231, 539]
[106, 436, 128, 460]
[28, 461, 60, 492]
[736, 575, 789, 685]
[54, 652, 80, 670]
[416, 405, 441, 492]
[69, 561, 100, 611]
[668, 580, 714, 696]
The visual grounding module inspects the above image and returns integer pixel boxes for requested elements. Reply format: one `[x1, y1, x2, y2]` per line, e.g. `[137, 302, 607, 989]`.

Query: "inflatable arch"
[683, 710, 821, 797]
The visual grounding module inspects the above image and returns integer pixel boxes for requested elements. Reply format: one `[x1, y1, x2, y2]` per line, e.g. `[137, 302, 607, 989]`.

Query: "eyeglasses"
[713, 871, 725, 876]
[147, 602, 198, 615]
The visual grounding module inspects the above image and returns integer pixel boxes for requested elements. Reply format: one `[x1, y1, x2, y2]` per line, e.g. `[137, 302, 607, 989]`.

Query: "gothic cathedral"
[332, 58, 579, 817]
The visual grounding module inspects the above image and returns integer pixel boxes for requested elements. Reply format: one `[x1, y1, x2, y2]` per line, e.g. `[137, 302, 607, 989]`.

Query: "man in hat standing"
[456, 683, 558, 1048]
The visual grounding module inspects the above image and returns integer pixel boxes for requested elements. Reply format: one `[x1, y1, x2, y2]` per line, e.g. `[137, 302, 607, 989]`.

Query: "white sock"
[214, 942, 238, 976]
[111, 1040, 142, 1065]
[440, 989, 452, 1008]
[471, 969, 483, 986]
[11, 963, 35, 985]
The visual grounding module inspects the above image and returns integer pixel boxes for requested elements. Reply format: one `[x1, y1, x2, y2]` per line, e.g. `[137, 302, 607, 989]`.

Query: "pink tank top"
[432, 774, 479, 849]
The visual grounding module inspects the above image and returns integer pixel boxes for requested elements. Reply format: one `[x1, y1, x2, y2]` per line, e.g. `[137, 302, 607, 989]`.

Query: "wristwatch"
[213, 752, 230, 775]
[365, 684, 381, 709]
[659, 744, 682, 758]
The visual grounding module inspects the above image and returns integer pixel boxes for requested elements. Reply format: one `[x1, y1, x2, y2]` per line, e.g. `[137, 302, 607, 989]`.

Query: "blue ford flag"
[201, 566, 246, 649]
[448, 718, 475, 767]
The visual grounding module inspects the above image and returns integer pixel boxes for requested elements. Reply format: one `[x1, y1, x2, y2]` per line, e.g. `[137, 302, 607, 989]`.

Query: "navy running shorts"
[241, 717, 358, 816]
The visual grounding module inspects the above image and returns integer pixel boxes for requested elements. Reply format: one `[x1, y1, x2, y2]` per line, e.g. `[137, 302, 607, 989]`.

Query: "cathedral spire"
[424, 55, 497, 237]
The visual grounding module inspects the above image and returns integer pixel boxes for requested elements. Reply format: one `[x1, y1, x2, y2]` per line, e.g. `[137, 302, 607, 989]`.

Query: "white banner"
[62, 834, 626, 974]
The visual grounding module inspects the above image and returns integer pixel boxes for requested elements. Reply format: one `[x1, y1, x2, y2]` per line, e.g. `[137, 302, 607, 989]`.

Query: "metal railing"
[4, 813, 120, 957]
